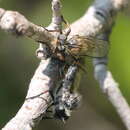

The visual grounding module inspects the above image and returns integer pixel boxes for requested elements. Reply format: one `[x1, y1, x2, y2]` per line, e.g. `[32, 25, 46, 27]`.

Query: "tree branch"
[0, 8, 54, 43]
[93, 61, 130, 129]
[1, 0, 129, 130]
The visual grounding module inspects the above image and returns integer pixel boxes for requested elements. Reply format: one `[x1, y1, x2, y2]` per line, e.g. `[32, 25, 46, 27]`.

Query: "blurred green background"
[0, 0, 130, 130]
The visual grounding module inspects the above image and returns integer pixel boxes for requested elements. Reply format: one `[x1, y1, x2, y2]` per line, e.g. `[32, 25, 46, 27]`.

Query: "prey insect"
[42, 65, 81, 123]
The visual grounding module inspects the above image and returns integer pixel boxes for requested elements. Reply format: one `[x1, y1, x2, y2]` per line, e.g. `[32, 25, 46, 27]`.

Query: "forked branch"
[0, 0, 129, 130]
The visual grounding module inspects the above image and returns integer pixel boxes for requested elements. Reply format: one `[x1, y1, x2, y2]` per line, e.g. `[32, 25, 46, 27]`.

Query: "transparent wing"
[68, 35, 109, 58]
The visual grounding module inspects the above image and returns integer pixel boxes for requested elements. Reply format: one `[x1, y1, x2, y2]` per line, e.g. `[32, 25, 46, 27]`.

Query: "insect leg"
[61, 15, 71, 36]
[26, 90, 49, 101]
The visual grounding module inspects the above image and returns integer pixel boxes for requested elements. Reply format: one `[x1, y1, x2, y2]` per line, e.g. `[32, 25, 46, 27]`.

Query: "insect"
[42, 65, 81, 123]
[36, 15, 109, 62]
[36, 16, 109, 122]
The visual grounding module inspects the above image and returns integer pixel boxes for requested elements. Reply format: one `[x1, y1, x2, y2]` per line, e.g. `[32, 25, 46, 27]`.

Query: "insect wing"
[84, 37, 109, 57]
[68, 36, 109, 58]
